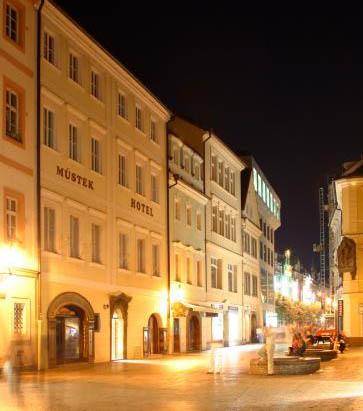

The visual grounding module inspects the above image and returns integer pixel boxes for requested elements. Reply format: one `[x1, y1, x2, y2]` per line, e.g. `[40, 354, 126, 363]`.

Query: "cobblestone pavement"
[1, 344, 363, 410]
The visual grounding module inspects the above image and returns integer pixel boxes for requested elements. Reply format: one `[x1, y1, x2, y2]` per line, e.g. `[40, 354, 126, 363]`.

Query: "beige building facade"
[39, 1, 169, 368]
[333, 159, 363, 343]
[0, 0, 38, 368]
[241, 167, 263, 342]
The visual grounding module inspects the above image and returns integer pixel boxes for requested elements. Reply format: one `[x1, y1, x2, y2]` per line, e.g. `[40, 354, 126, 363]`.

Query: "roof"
[341, 158, 363, 178]
[168, 116, 206, 156]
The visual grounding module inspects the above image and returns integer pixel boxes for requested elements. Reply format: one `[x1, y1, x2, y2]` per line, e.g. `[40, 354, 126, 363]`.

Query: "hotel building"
[0, 0, 38, 368]
[39, 1, 170, 367]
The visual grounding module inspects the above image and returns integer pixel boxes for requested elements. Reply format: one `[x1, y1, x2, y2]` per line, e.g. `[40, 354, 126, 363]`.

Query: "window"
[218, 209, 224, 236]
[225, 213, 230, 239]
[70, 216, 80, 258]
[233, 266, 238, 293]
[137, 238, 145, 273]
[262, 181, 266, 202]
[150, 119, 158, 143]
[136, 165, 144, 195]
[211, 155, 217, 181]
[258, 174, 262, 196]
[263, 245, 267, 262]
[266, 187, 270, 208]
[228, 264, 233, 292]
[253, 168, 257, 191]
[211, 257, 217, 288]
[13, 302, 25, 336]
[117, 92, 127, 119]
[135, 106, 143, 131]
[218, 161, 224, 186]
[217, 259, 223, 289]
[151, 175, 159, 203]
[252, 275, 258, 297]
[5, 2, 22, 44]
[43, 108, 55, 149]
[212, 205, 218, 233]
[259, 241, 263, 259]
[69, 53, 80, 83]
[175, 200, 181, 221]
[5, 197, 17, 241]
[91, 71, 100, 99]
[186, 206, 192, 226]
[184, 155, 190, 173]
[44, 32, 55, 64]
[186, 257, 192, 284]
[119, 233, 128, 270]
[263, 222, 266, 237]
[91, 224, 101, 263]
[271, 230, 274, 244]
[244, 272, 251, 295]
[5, 88, 21, 142]
[230, 171, 235, 195]
[173, 147, 179, 166]
[69, 124, 79, 162]
[251, 237, 257, 258]
[175, 254, 180, 281]
[91, 138, 101, 173]
[224, 167, 230, 191]
[231, 217, 236, 242]
[152, 244, 160, 276]
[197, 261, 202, 287]
[196, 212, 202, 231]
[118, 154, 128, 187]
[194, 163, 200, 180]
[44, 207, 56, 252]
[243, 232, 250, 254]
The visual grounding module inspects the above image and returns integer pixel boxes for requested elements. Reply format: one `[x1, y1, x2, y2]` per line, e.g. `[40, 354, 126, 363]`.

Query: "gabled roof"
[341, 158, 363, 178]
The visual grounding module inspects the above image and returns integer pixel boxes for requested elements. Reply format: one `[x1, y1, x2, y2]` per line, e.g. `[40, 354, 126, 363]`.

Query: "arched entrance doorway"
[110, 293, 131, 361]
[148, 314, 160, 354]
[48, 292, 95, 368]
[251, 313, 257, 343]
[112, 310, 124, 360]
[187, 312, 201, 351]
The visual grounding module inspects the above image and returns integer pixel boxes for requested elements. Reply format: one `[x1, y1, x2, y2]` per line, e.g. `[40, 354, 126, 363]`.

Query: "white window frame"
[43, 107, 56, 149]
[91, 137, 101, 173]
[151, 174, 159, 203]
[152, 243, 160, 277]
[119, 232, 129, 270]
[5, 88, 20, 141]
[44, 31, 56, 65]
[69, 123, 80, 162]
[69, 52, 80, 84]
[5, 196, 17, 241]
[137, 238, 146, 273]
[91, 223, 101, 263]
[135, 105, 143, 131]
[44, 206, 56, 252]
[118, 154, 128, 187]
[5, 3, 19, 43]
[117, 91, 127, 119]
[91, 70, 100, 99]
[70, 215, 80, 258]
[150, 118, 158, 143]
[136, 164, 144, 196]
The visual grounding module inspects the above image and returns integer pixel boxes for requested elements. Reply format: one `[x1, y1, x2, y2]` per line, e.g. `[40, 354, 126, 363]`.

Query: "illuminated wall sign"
[56, 166, 94, 190]
[131, 198, 154, 216]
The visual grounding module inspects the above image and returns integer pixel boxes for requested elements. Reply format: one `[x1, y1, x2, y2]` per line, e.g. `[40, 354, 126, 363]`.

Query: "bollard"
[207, 343, 222, 374]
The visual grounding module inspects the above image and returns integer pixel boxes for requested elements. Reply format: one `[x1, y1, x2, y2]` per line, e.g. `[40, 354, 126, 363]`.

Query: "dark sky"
[55, 3, 362, 267]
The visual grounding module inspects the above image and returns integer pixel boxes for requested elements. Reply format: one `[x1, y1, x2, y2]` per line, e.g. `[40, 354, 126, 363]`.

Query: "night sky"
[55, 3, 362, 267]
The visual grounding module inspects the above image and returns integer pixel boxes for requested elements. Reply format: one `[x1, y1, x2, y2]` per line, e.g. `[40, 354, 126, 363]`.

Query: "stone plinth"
[250, 356, 320, 375]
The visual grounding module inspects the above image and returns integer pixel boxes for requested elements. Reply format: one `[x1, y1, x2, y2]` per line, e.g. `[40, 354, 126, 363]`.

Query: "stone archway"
[47, 292, 95, 368]
[187, 311, 201, 351]
[110, 293, 131, 360]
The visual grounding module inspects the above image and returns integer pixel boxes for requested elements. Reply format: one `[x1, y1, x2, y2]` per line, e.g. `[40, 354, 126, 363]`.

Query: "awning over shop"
[172, 301, 223, 317]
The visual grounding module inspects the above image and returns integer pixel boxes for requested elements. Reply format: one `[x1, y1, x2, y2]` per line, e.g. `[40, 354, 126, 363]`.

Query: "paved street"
[1, 344, 363, 411]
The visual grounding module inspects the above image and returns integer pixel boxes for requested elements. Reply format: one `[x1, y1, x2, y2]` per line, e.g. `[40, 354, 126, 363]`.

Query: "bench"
[250, 356, 320, 375]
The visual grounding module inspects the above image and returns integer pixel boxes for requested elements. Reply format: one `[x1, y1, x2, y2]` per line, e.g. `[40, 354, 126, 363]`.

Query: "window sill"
[90, 94, 105, 107]
[90, 168, 103, 177]
[118, 267, 131, 274]
[136, 271, 148, 276]
[89, 261, 105, 268]
[117, 183, 131, 192]
[66, 256, 85, 264]
[67, 77, 85, 91]
[42, 250, 61, 258]
[42, 144, 58, 153]
[116, 114, 130, 125]
[43, 58, 61, 73]
[151, 274, 162, 279]
[135, 127, 146, 137]
[150, 139, 160, 147]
